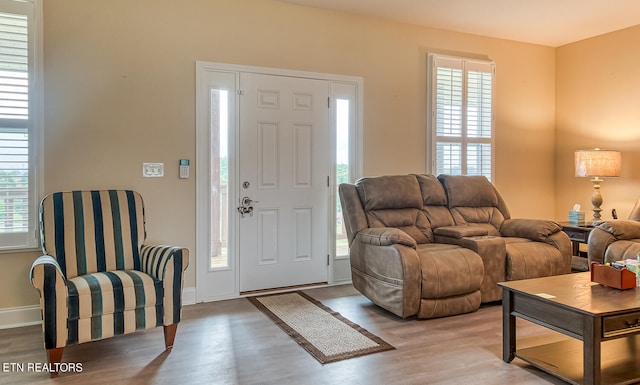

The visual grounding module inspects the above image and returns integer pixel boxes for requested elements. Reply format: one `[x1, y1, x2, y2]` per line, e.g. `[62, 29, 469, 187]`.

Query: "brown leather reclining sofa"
[339, 174, 572, 319]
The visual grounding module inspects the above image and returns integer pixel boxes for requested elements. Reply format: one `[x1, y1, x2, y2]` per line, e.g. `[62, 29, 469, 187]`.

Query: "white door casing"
[195, 62, 363, 302]
[238, 73, 329, 292]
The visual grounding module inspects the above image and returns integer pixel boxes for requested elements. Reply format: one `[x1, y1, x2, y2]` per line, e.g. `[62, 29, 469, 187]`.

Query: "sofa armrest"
[433, 225, 488, 239]
[140, 245, 189, 325]
[29, 255, 68, 349]
[338, 183, 369, 246]
[500, 219, 572, 272]
[500, 218, 562, 241]
[595, 220, 640, 240]
[349, 231, 420, 318]
[354, 227, 417, 248]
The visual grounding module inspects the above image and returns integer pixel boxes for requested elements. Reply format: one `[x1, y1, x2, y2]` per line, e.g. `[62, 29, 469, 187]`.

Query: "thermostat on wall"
[179, 159, 189, 179]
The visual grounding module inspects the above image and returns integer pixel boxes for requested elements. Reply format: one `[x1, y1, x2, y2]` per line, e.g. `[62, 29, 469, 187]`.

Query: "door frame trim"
[195, 61, 363, 302]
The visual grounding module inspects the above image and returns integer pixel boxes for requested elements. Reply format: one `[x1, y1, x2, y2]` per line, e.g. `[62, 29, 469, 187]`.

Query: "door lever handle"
[238, 196, 258, 217]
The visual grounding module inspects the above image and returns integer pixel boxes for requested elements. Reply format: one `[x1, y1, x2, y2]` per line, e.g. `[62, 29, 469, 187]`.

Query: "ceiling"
[278, 0, 640, 47]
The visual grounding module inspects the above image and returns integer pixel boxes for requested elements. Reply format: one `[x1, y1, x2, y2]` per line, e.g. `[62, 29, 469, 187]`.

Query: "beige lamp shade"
[575, 149, 621, 178]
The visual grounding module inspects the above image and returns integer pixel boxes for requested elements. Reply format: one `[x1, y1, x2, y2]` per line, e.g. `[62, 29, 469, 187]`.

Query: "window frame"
[0, 0, 43, 251]
[427, 53, 495, 181]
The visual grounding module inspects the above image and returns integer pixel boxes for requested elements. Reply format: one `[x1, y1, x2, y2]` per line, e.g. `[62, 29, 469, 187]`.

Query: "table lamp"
[575, 148, 621, 225]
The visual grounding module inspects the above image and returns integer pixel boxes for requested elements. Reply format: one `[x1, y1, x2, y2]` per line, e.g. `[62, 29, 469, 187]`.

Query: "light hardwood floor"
[0, 284, 566, 385]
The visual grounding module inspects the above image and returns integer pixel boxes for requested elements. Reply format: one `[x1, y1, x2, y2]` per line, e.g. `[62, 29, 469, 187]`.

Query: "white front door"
[238, 73, 329, 292]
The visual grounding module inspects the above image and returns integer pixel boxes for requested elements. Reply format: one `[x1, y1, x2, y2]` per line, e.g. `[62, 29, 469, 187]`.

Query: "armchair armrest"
[500, 218, 562, 241]
[596, 220, 640, 240]
[29, 255, 68, 349]
[140, 245, 190, 325]
[354, 227, 417, 248]
[588, 221, 640, 265]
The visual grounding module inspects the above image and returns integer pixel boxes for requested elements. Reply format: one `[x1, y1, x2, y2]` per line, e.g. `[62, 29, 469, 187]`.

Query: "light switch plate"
[142, 163, 164, 177]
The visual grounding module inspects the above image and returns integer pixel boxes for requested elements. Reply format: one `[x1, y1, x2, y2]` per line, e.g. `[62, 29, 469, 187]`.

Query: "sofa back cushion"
[356, 175, 432, 243]
[438, 175, 510, 235]
[415, 174, 456, 228]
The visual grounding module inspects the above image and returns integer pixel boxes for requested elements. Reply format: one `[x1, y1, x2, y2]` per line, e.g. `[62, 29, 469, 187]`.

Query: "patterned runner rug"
[248, 291, 395, 364]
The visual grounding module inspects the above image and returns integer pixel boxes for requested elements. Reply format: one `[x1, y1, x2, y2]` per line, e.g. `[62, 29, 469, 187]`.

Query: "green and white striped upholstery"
[30, 190, 189, 351]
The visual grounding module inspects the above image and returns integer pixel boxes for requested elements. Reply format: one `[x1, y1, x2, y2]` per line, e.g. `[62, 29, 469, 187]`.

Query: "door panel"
[239, 73, 329, 292]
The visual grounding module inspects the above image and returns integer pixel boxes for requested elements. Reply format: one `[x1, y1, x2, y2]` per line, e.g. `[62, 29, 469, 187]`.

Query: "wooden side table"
[560, 222, 594, 272]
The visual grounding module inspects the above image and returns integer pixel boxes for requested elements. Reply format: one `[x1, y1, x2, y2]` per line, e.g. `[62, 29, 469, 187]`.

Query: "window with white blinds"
[0, 0, 41, 250]
[428, 54, 494, 181]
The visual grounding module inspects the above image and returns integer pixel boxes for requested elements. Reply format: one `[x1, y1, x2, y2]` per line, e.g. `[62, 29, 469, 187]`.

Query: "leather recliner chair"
[588, 197, 640, 265]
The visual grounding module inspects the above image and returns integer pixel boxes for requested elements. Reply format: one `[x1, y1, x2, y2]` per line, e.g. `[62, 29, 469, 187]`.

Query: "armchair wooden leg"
[47, 347, 64, 378]
[163, 324, 178, 351]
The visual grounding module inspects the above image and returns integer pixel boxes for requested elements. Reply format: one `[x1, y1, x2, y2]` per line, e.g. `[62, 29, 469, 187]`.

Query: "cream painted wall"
[556, 25, 640, 222]
[0, 0, 557, 309]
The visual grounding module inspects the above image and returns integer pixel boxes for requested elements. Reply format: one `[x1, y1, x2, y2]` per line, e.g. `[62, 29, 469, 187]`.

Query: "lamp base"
[590, 177, 604, 224]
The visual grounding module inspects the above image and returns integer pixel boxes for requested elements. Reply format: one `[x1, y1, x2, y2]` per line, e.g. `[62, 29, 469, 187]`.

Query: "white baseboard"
[0, 287, 198, 329]
[182, 286, 196, 306]
[0, 305, 41, 330]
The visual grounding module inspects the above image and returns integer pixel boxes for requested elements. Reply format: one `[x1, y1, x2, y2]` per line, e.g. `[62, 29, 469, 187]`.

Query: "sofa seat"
[416, 243, 483, 319]
[504, 238, 569, 280]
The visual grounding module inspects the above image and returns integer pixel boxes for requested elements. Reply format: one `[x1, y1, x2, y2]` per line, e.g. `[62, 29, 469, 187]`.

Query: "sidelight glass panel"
[211, 89, 229, 269]
[336, 98, 349, 258]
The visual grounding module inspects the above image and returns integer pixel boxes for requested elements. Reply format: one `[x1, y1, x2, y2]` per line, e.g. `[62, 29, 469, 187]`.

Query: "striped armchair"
[29, 190, 189, 377]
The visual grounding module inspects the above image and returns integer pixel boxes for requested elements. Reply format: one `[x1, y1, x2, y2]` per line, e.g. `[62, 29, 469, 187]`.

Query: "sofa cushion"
[356, 175, 423, 211]
[415, 174, 448, 206]
[416, 243, 484, 299]
[356, 175, 433, 243]
[366, 208, 431, 243]
[439, 175, 500, 208]
[438, 175, 509, 233]
[504, 238, 566, 280]
[434, 225, 489, 238]
[415, 174, 456, 228]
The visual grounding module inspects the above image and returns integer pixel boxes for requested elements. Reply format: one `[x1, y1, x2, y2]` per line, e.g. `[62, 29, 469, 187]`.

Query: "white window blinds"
[0, 0, 40, 249]
[429, 54, 494, 181]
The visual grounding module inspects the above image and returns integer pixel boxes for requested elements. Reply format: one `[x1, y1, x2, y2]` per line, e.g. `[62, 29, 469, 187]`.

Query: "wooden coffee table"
[500, 272, 640, 385]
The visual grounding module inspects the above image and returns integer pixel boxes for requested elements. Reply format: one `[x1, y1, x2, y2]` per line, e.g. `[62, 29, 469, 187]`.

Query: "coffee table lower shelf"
[516, 334, 640, 385]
